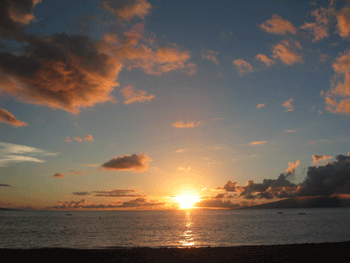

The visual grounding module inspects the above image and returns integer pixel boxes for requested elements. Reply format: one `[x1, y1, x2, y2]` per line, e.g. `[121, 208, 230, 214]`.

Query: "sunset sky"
[1, 0, 350, 210]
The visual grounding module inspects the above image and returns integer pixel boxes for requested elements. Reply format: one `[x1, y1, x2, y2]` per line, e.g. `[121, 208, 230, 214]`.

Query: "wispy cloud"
[256, 54, 275, 66]
[0, 142, 59, 167]
[172, 121, 202, 128]
[282, 98, 294, 111]
[0, 108, 28, 127]
[250, 140, 267, 146]
[256, 103, 265, 109]
[52, 172, 65, 178]
[202, 50, 219, 65]
[101, 0, 153, 21]
[300, 7, 332, 42]
[121, 85, 155, 104]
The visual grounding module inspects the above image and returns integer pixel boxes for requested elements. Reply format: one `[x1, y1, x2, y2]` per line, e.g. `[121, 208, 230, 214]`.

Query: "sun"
[175, 194, 200, 209]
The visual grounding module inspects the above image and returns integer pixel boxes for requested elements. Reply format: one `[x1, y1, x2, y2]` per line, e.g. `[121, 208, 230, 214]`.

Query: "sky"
[1, 0, 350, 210]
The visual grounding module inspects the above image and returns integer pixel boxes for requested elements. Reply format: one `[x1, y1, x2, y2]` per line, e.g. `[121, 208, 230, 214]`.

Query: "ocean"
[1, 208, 350, 249]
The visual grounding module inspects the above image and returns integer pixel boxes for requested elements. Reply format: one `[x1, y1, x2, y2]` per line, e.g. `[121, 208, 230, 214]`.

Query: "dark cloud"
[0, 0, 40, 41]
[0, 108, 28, 127]
[93, 189, 141, 197]
[52, 172, 64, 178]
[0, 33, 120, 114]
[72, 191, 91, 196]
[0, 183, 11, 187]
[215, 154, 350, 203]
[296, 154, 350, 197]
[101, 153, 151, 172]
[50, 197, 165, 209]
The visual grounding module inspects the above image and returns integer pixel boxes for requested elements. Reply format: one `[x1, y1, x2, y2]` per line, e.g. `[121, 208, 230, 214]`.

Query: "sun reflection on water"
[179, 210, 195, 247]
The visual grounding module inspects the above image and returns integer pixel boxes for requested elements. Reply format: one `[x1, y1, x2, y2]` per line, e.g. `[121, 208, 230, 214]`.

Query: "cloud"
[216, 154, 350, 201]
[256, 54, 275, 66]
[233, 59, 253, 76]
[284, 130, 296, 133]
[175, 149, 185, 153]
[172, 121, 202, 128]
[272, 40, 303, 65]
[286, 160, 300, 175]
[93, 189, 141, 197]
[0, 142, 58, 167]
[101, 0, 152, 21]
[101, 153, 151, 172]
[50, 197, 165, 209]
[259, 14, 297, 35]
[250, 140, 267, 145]
[256, 103, 265, 109]
[0, 0, 41, 41]
[84, 135, 94, 141]
[121, 85, 155, 104]
[52, 172, 65, 178]
[69, 170, 84, 175]
[282, 98, 294, 111]
[312, 155, 333, 164]
[300, 7, 332, 42]
[75, 137, 83, 142]
[0, 1, 194, 114]
[65, 137, 71, 142]
[0, 108, 28, 127]
[336, 6, 350, 39]
[202, 50, 219, 65]
[325, 50, 350, 115]
[0, 183, 11, 187]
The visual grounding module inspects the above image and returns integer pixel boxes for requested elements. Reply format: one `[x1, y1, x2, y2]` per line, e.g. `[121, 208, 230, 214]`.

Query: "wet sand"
[1, 241, 348, 262]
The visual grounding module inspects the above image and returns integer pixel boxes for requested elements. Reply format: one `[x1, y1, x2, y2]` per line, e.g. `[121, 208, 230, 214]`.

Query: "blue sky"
[1, 0, 350, 210]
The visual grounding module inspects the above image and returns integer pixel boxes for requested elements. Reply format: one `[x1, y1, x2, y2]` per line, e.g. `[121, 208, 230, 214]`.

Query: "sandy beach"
[1, 241, 348, 262]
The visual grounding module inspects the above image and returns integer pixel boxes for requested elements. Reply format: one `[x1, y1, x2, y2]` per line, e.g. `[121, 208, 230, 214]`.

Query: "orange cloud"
[284, 130, 296, 133]
[172, 121, 202, 128]
[286, 160, 300, 174]
[84, 135, 94, 141]
[325, 50, 350, 115]
[250, 141, 267, 145]
[256, 103, 265, 109]
[121, 85, 155, 104]
[65, 137, 71, 142]
[0, 108, 28, 127]
[101, 153, 151, 172]
[336, 6, 350, 39]
[75, 137, 83, 142]
[102, 0, 152, 21]
[300, 7, 332, 42]
[282, 98, 294, 111]
[256, 54, 275, 66]
[233, 59, 253, 76]
[312, 155, 333, 164]
[259, 14, 297, 35]
[272, 40, 303, 65]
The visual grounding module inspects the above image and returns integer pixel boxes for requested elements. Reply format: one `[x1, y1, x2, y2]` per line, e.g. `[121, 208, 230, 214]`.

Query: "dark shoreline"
[1, 241, 349, 262]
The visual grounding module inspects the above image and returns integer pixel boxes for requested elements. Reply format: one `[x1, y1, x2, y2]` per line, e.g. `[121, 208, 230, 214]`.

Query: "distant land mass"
[241, 196, 350, 209]
[0, 207, 21, 211]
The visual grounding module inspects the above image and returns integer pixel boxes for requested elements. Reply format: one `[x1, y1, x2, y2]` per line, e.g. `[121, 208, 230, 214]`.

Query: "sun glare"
[175, 194, 200, 209]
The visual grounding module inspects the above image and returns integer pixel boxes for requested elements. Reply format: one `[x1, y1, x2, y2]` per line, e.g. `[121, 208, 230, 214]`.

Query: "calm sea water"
[1, 208, 350, 249]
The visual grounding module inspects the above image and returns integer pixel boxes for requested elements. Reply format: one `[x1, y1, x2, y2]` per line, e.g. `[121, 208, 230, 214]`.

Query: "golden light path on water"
[179, 210, 195, 247]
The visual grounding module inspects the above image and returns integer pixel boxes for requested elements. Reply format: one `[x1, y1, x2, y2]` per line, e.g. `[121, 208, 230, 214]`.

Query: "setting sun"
[175, 194, 200, 209]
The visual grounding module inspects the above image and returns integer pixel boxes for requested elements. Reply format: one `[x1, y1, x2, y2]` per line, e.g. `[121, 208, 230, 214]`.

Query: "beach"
[1, 241, 348, 262]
